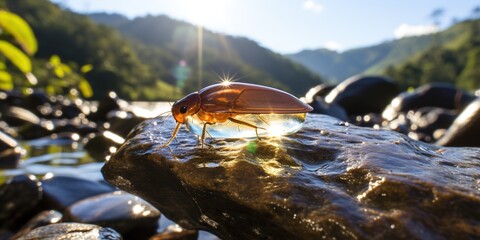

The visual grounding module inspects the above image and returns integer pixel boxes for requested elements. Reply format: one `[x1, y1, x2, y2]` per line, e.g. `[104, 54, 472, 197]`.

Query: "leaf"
[0, 70, 13, 90]
[79, 78, 93, 98]
[80, 64, 93, 73]
[0, 10, 37, 55]
[54, 66, 64, 78]
[0, 40, 32, 73]
[49, 55, 61, 66]
[60, 63, 72, 74]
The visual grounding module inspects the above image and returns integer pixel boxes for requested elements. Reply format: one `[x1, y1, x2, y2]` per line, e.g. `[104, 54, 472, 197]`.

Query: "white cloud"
[303, 0, 324, 13]
[324, 41, 344, 51]
[394, 23, 439, 39]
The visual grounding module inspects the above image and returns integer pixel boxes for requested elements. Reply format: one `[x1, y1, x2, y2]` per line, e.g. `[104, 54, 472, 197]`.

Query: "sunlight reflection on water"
[0, 102, 171, 183]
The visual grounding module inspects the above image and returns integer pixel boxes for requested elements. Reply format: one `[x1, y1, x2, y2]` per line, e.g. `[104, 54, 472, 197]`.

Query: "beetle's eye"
[180, 106, 188, 114]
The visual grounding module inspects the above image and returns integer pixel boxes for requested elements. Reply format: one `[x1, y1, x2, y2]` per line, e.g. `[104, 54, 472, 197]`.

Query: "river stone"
[17, 223, 122, 240]
[64, 191, 160, 237]
[0, 130, 23, 168]
[105, 110, 147, 138]
[325, 75, 399, 116]
[437, 98, 480, 147]
[0, 175, 42, 229]
[84, 131, 125, 161]
[102, 114, 480, 239]
[40, 175, 116, 211]
[382, 83, 476, 121]
[12, 210, 63, 239]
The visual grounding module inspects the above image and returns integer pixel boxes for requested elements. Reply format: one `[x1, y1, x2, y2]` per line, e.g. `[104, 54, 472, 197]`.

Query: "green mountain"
[386, 19, 480, 90]
[286, 19, 480, 87]
[89, 13, 323, 96]
[287, 36, 434, 83]
[5, 0, 323, 100]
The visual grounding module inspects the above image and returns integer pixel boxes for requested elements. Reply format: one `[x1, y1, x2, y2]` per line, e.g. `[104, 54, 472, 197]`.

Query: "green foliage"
[0, 9, 38, 90]
[0, 10, 37, 55]
[0, 40, 31, 73]
[44, 54, 94, 98]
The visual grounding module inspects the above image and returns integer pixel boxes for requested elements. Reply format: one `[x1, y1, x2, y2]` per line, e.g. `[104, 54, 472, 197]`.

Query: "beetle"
[160, 81, 313, 147]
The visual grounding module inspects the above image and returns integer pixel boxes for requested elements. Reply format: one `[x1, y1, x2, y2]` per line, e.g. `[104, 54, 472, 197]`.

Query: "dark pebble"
[12, 210, 62, 239]
[0, 130, 23, 168]
[84, 131, 125, 161]
[325, 75, 400, 116]
[106, 110, 147, 138]
[17, 222, 122, 240]
[0, 175, 42, 229]
[437, 98, 480, 147]
[382, 83, 476, 121]
[65, 191, 160, 238]
[40, 175, 116, 211]
[88, 92, 128, 122]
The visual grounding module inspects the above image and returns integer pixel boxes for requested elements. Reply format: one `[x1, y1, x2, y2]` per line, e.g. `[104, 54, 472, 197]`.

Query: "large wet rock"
[102, 114, 480, 239]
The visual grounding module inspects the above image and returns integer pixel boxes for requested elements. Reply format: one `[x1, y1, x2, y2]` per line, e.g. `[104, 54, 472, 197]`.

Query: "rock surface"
[102, 114, 480, 239]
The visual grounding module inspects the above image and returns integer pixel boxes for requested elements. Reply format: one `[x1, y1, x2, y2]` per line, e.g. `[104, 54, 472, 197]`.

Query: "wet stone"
[325, 75, 400, 116]
[40, 175, 116, 211]
[88, 91, 128, 122]
[0, 175, 42, 229]
[304, 97, 348, 121]
[84, 131, 125, 161]
[437, 98, 480, 147]
[106, 110, 147, 138]
[0, 130, 23, 168]
[17, 222, 122, 240]
[12, 210, 62, 239]
[382, 83, 476, 121]
[1, 106, 40, 127]
[103, 114, 480, 239]
[64, 191, 160, 238]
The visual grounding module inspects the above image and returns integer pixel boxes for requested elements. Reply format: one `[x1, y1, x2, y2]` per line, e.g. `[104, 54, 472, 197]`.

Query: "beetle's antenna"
[156, 110, 171, 118]
[158, 122, 182, 148]
[159, 113, 172, 128]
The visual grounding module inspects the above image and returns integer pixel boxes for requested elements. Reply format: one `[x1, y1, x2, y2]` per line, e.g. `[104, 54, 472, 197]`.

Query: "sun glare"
[183, 0, 230, 26]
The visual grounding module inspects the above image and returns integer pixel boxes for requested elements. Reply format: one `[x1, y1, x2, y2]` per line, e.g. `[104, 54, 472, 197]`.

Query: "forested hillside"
[386, 19, 480, 90]
[287, 16, 480, 90]
[89, 13, 323, 96]
[5, 0, 324, 100]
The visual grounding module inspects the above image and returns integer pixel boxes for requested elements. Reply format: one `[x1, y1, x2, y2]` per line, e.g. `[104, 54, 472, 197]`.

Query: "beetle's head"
[172, 92, 201, 124]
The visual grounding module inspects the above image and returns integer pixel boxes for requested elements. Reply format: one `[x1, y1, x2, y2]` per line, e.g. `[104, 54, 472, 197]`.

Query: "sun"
[183, 0, 230, 26]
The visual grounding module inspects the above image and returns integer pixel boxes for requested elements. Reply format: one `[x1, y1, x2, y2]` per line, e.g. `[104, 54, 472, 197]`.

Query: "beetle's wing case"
[198, 82, 313, 114]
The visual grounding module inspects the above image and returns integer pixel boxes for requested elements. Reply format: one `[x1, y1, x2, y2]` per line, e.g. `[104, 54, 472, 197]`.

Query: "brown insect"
[161, 81, 313, 147]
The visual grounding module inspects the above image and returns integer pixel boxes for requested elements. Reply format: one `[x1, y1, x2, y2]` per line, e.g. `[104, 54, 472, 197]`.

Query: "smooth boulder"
[102, 114, 480, 239]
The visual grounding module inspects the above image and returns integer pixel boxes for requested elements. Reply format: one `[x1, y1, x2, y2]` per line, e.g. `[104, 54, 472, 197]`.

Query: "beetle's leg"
[227, 117, 265, 139]
[201, 122, 213, 148]
[158, 122, 182, 148]
[256, 114, 270, 126]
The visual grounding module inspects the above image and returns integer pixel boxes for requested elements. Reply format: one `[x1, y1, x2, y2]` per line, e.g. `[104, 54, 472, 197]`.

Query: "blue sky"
[51, 0, 479, 54]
